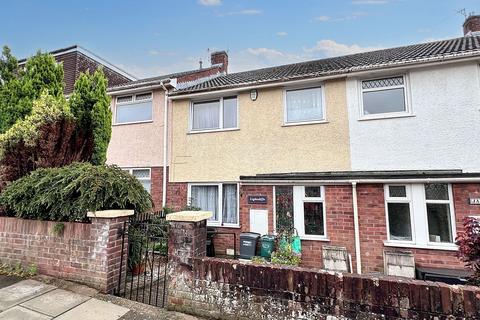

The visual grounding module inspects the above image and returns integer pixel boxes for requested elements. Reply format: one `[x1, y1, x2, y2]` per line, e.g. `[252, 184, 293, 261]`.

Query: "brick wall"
[170, 257, 480, 319]
[150, 166, 164, 210]
[0, 216, 128, 293]
[166, 182, 188, 212]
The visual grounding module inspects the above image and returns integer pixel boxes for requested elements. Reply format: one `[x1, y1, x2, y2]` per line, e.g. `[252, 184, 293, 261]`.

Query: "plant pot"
[131, 263, 145, 276]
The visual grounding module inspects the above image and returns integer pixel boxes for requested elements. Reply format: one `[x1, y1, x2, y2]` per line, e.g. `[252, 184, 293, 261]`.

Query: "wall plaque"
[248, 195, 268, 204]
[469, 198, 480, 205]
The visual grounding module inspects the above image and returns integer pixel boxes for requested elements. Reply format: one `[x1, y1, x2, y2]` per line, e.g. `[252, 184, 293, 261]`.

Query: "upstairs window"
[285, 87, 324, 124]
[116, 92, 153, 124]
[191, 97, 237, 131]
[361, 76, 408, 117]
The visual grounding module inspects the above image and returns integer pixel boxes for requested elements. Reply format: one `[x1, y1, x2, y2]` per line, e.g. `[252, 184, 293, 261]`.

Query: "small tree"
[0, 47, 64, 133]
[69, 69, 112, 165]
[456, 217, 480, 285]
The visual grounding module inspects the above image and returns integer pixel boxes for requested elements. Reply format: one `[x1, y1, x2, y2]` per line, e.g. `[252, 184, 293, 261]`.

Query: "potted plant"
[128, 227, 147, 275]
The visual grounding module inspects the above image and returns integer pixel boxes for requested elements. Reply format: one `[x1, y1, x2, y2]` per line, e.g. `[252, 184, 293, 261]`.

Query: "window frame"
[424, 184, 457, 247]
[115, 92, 153, 125]
[384, 184, 415, 245]
[187, 183, 240, 227]
[122, 167, 151, 194]
[384, 183, 457, 250]
[189, 96, 239, 133]
[293, 186, 328, 241]
[358, 74, 411, 120]
[283, 85, 326, 126]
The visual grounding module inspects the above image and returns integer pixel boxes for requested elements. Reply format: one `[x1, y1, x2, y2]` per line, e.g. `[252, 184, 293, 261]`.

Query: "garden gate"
[115, 211, 169, 308]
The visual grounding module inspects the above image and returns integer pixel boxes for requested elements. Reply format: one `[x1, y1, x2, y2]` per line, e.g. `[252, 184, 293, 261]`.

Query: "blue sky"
[2, 0, 479, 78]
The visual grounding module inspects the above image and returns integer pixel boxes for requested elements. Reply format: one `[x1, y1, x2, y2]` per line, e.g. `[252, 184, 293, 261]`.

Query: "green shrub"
[0, 162, 153, 221]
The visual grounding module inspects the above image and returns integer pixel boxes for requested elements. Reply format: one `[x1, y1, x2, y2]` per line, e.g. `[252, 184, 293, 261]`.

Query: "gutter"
[239, 177, 480, 185]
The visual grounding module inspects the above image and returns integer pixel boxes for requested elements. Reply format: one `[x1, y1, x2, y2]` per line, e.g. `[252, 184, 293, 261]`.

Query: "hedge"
[0, 162, 153, 221]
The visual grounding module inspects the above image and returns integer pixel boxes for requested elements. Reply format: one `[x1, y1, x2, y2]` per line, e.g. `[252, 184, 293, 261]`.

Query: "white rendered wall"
[347, 62, 480, 172]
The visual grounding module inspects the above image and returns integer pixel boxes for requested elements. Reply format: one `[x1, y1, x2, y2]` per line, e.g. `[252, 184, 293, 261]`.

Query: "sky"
[1, 0, 479, 79]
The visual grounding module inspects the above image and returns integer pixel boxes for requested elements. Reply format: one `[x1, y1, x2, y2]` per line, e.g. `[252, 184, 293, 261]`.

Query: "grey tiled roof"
[107, 67, 215, 92]
[173, 36, 480, 95]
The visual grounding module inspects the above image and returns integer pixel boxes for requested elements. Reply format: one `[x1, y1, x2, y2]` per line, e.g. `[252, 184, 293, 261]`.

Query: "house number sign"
[248, 195, 268, 204]
[470, 198, 480, 205]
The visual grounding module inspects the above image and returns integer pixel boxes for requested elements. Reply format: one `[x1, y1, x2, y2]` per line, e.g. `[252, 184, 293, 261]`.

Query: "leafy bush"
[271, 247, 301, 266]
[0, 162, 153, 221]
[0, 93, 80, 189]
[69, 69, 111, 165]
[0, 47, 64, 133]
[456, 217, 480, 285]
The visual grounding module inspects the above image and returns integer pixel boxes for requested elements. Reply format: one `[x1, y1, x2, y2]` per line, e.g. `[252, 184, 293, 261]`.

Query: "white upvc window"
[123, 168, 151, 193]
[284, 86, 325, 125]
[188, 183, 239, 227]
[293, 186, 327, 240]
[384, 183, 457, 250]
[360, 75, 410, 119]
[115, 92, 153, 124]
[190, 96, 238, 132]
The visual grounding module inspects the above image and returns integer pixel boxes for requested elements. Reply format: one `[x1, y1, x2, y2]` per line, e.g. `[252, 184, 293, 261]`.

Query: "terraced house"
[108, 16, 480, 281]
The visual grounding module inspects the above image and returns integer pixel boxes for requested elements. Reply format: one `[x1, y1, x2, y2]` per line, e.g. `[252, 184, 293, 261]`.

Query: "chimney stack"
[210, 51, 228, 74]
[463, 14, 480, 36]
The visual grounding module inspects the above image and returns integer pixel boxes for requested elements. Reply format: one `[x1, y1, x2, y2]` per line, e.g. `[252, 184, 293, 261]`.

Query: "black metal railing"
[116, 216, 169, 308]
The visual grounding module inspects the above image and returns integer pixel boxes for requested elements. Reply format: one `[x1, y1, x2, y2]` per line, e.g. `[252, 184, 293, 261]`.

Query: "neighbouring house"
[19, 45, 135, 94]
[106, 51, 229, 209]
[164, 16, 480, 280]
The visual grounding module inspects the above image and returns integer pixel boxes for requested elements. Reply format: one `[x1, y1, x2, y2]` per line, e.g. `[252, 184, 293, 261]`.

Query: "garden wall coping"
[166, 211, 212, 222]
[86, 209, 134, 219]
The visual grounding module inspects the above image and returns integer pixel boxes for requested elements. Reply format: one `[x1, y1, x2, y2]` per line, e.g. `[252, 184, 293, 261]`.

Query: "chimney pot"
[210, 51, 228, 74]
[463, 14, 480, 36]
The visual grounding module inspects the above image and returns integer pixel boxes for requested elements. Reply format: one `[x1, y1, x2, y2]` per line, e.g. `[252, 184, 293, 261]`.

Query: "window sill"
[282, 120, 328, 127]
[113, 120, 153, 126]
[188, 128, 240, 135]
[384, 241, 458, 251]
[207, 223, 240, 229]
[359, 113, 415, 121]
[300, 236, 330, 242]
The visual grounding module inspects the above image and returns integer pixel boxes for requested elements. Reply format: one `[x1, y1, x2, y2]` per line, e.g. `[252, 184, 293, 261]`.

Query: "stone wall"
[0, 215, 128, 293]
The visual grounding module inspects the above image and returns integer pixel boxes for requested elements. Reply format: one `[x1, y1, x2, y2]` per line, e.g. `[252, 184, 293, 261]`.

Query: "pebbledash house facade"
[106, 16, 480, 279]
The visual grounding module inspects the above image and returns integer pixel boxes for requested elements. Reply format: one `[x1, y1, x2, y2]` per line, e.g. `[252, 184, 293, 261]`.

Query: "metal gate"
[115, 211, 169, 308]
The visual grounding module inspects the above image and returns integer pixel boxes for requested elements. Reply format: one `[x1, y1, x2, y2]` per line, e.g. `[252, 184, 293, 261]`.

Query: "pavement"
[0, 276, 199, 320]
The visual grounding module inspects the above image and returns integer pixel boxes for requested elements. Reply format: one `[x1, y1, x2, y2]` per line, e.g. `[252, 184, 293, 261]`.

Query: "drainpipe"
[160, 83, 168, 208]
[351, 181, 362, 274]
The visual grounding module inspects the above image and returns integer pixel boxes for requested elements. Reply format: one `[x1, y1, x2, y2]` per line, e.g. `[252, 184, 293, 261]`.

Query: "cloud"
[352, 0, 388, 4]
[229, 48, 303, 72]
[276, 31, 288, 37]
[218, 9, 262, 16]
[198, 0, 221, 6]
[315, 12, 367, 22]
[315, 15, 331, 22]
[304, 40, 382, 57]
[148, 50, 176, 56]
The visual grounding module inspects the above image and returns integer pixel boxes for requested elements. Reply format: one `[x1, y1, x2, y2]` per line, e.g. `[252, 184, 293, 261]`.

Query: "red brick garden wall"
[0, 216, 128, 293]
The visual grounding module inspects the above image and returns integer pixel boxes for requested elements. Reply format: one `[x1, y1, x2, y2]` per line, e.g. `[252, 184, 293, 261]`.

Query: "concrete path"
[0, 279, 129, 320]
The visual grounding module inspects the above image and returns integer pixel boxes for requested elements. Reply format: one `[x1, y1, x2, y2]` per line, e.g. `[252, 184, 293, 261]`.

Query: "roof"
[19, 45, 137, 81]
[107, 66, 219, 93]
[173, 35, 480, 95]
[240, 170, 480, 181]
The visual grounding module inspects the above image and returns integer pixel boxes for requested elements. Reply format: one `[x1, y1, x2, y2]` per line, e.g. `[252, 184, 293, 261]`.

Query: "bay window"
[188, 183, 239, 226]
[385, 183, 456, 249]
[293, 186, 327, 240]
[115, 92, 153, 124]
[191, 97, 238, 131]
[285, 87, 324, 124]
